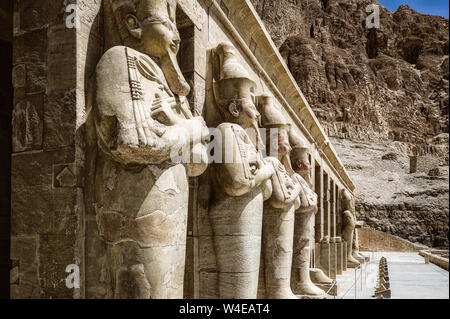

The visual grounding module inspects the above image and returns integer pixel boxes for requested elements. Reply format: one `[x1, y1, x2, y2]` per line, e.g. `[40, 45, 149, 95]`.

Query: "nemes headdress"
[110, 0, 177, 39]
[212, 42, 257, 111]
[257, 94, 290, 129]
[341, 189, 354, 210]
[289, 128, 309, 151]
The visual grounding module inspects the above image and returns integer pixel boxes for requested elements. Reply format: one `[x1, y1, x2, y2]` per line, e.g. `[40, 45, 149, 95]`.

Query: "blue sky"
[378, 0, 449, 18]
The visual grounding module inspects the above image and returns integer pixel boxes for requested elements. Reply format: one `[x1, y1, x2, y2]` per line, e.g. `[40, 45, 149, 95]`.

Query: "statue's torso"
[265, 157, 297, 208]
[293, 173, 318, 212]
[93, 46, 190, 244]
[212, 122, 262, 199]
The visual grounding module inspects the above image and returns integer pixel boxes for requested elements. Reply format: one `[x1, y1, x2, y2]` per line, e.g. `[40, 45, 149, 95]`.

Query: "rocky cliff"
[251, 0, 449, 163]
[250, 0, 449, 248]
[333, 137, 448, 248]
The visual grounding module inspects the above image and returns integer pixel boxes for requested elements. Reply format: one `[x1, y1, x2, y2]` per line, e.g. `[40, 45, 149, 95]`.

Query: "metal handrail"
[339, 264, 364, 299]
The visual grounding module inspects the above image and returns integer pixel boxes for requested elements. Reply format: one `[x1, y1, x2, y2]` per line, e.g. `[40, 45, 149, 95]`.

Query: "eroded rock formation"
[250, 0, 449, 249]
[333, 137, 449, 249]
[251, 0, 449, 163]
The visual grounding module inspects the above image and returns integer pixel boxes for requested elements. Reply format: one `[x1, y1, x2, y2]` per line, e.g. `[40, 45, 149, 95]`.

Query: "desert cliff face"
[251, 0, 449, 162]
[333, 137, 448, 249]
[251, 0, 449, 248]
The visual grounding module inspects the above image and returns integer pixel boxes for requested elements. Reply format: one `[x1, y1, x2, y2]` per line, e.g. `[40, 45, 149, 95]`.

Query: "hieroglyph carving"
[12, 93, 43, 153]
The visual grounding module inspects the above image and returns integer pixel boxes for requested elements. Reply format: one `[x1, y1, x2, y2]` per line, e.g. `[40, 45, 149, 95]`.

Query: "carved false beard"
[249, 120, 265, 152]
[160, 52, 191, 97]
[281, 154, 296, 176]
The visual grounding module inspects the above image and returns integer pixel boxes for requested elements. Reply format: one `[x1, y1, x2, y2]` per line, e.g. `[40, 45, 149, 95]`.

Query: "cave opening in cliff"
[0, 1, 13, 299]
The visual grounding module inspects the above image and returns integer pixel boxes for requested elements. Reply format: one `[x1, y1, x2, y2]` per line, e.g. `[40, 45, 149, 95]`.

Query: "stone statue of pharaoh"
[209, 42, 275, 299]
[258, 94, 301, 299]
[352, 217, 366, 263]
[88, 0, 209, 298]
[341, 190, 360, 268]
[288, 130, 328, 298]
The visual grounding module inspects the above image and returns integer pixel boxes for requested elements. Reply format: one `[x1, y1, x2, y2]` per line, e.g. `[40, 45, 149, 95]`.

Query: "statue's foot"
[347, 255, 361, 268]
[266, 289, 299, 299]
[356, 252, 369, 262]
[294, 282, 328, 298]
[353, 253, 365, 263]
[310, 268, 333, 284]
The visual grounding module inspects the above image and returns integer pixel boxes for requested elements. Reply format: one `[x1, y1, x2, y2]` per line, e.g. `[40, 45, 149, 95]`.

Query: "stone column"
[314, 165, 324, 242]
[314, 242, 321, 269]
[336, 239, 343, 275]
[328, 240, 337, 280]
[177, 8, 208, 300]
[323, 173, 330, 240]
[342, 242, 348, 271]
[309, 156, 316, 263]
[318, 242, 331, 278]
[329, 181, 338, 278]
[310, 156, 316, 191]
[336, 186, 342, 238]
[330, 181, 337, 239]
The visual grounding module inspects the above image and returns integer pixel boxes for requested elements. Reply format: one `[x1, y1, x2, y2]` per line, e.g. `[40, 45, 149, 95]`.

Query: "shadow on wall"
[0, 39, 12, 299]
[0, 0, 13, 300]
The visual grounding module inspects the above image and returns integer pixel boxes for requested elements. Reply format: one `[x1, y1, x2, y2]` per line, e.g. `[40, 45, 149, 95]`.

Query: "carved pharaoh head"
[212, 42, 260, 130]
[340, 189, 354, 211]
[257, 94, 292, 159]
[289, 129, 311, 180]
[109, 0, 190, 96]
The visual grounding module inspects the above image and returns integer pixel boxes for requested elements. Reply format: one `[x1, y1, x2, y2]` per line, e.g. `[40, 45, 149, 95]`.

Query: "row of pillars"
[313, 161, 340, 242]
[309, 157, 350, 281]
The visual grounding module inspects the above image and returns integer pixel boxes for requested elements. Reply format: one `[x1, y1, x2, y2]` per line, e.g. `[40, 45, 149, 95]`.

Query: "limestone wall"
[357, 227, 426, 252]
[0, 1, 12, 299]
[10, 0, 83, 299]
[357, 202, 449, 249]
[419, 250, 449, 270]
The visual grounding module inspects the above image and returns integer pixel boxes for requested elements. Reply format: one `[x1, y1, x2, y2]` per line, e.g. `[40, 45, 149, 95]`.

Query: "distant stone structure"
[410, 155, 440, 174]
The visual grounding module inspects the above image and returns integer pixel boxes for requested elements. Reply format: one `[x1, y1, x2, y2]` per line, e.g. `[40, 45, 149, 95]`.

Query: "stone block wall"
[10, 0, 84, 299]
[357, 227, 426, 252]
[357, 202, 449, 248]
[0, 0, 13, 298]
[410, 156, 441, 174]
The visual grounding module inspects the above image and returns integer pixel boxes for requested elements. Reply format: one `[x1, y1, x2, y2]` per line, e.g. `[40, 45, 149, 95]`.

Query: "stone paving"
[334, 252, 449, 299]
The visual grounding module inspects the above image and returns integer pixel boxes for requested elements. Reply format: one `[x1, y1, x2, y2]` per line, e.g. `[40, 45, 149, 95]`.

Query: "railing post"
[361, 264, 363, 291]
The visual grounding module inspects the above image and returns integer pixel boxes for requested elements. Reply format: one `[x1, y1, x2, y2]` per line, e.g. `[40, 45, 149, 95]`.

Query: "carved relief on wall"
[12, 92, 43, 153]
[12, 64, 43, 153]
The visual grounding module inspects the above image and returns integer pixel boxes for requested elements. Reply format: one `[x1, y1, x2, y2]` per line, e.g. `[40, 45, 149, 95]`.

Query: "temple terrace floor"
[333, 252, 449, 299]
